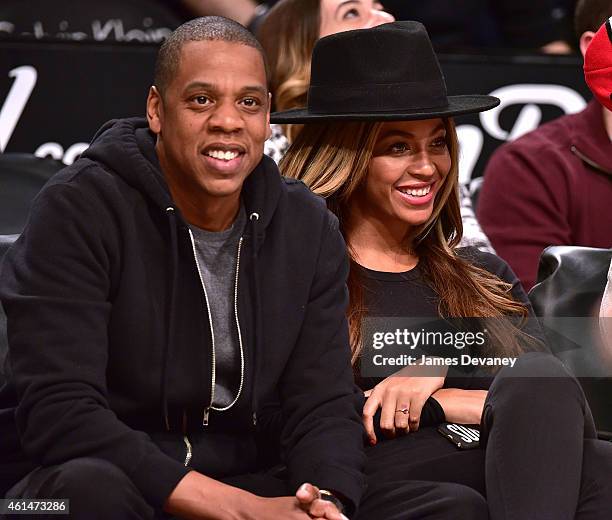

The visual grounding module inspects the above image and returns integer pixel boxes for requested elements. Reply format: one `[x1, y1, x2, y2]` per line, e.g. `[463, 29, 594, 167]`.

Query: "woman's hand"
[362, 365, 447, 444]
[432, 388, 488, 425]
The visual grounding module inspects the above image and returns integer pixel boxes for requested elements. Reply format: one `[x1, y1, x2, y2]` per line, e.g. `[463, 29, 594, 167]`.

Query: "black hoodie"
[0, 118, 366, 510]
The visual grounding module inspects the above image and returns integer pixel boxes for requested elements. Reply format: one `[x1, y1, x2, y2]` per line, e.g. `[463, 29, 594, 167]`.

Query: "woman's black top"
[356, 247, 546, 429]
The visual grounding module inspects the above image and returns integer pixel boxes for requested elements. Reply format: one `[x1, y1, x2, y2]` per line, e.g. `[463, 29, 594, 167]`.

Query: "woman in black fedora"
[275, 21, 612, 519]
[257, 0, 496, 255]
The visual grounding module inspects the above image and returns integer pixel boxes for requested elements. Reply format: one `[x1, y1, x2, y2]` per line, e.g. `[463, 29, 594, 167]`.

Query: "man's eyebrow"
[183, 81, 215, 93]
[379, 124, 446, 139]
[182, 82, 267, 96]
[240, 85, 268, 96]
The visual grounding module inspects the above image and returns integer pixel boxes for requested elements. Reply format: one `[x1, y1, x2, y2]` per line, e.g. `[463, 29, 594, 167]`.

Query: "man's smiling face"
[148, 39, 270, 206]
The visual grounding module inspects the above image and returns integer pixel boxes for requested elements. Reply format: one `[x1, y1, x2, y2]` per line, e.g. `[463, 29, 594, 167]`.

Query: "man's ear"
[580, 31, 596, 58]
[266, 92, 273, 141]
[147, 86, 163, 134]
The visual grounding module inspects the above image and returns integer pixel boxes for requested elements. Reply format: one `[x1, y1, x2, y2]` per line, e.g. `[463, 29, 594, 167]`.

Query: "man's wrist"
[319, 489, 346, 514]
[165, 471, 255, 520]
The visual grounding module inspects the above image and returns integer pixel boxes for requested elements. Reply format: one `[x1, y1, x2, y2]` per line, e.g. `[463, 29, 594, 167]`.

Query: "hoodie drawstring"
[248, 212, 262, 424]
[162, 206, 179, 431]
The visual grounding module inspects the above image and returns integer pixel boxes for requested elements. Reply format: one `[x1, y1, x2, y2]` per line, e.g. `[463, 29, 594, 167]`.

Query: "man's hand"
[180, 0, 258, 26]
[363, 364, 447, 444]
[249, 496, 315, 520]
[165, 473, 349, 520]
[165, 472, 314, 520]
[295, 483, 347, 520]
[540, 40, 572, 55]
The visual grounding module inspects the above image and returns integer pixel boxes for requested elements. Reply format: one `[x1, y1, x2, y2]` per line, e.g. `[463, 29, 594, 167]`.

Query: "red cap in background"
[584, 16, 612, 111]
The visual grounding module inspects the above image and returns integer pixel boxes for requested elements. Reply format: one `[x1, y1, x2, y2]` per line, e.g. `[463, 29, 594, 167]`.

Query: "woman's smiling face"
[319, 0, 394, 38]
[355, 118, 452, 230]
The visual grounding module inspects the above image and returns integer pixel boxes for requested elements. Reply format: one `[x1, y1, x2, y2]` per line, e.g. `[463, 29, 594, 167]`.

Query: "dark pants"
[6, 354, 611, 519]
[365, 353, 612, 519]
[482, 353, 612, 519]
[3, 461, 486, 520]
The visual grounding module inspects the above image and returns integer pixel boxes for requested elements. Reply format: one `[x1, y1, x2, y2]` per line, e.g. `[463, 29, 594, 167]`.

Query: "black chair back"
[529, 246, 612, 438]
[0, 234, 19, 386]
[0, 154, 62, 235]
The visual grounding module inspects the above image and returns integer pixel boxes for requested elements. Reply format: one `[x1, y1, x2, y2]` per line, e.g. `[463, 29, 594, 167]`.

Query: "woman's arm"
[363, 383, 487, 440]
[180, 0, 258, 25]
[431, 388, 487, 425]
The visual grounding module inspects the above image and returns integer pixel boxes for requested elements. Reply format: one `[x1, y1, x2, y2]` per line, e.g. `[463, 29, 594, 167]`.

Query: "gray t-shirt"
[190, 204, 246, 409]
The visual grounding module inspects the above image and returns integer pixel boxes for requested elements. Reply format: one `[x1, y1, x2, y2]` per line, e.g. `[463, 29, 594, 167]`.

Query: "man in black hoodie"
[1, 16, 493, 520]
[0, 16, 364, 519]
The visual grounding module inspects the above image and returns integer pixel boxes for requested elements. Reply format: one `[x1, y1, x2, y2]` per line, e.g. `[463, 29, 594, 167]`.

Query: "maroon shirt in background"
[477, 100, 612, 291]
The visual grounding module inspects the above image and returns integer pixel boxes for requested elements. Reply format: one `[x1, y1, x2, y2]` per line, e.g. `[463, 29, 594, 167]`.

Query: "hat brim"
[270, 95, 499, 123]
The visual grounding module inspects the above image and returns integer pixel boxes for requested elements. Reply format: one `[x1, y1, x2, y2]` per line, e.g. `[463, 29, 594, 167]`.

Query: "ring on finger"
[395, 408, 409, 415]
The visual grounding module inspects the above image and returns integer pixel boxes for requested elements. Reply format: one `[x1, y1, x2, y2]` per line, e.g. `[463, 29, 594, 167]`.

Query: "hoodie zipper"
[187, 230, 245, 427]
[183, 435, 193, 466]
[188, 229, 216, 426]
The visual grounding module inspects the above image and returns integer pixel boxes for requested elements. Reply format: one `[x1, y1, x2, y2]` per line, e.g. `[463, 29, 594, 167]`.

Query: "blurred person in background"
[258, 0, 495, 253]
[477, 0, 612, 291]
[258, 0, 393, 144]
[583, 14, 612, 362]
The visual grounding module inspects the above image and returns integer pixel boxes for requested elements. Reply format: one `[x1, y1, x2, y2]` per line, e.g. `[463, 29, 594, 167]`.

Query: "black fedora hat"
[270, 21, 499, 123]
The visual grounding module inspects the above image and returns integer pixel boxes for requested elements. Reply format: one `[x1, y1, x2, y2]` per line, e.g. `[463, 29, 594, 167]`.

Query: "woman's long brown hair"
[280, 119, 533, 365]
[257, 0, 320, 141]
